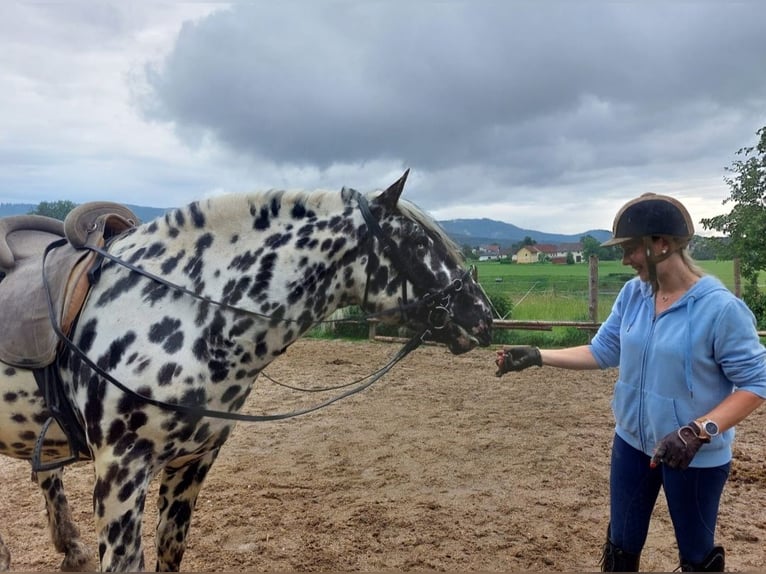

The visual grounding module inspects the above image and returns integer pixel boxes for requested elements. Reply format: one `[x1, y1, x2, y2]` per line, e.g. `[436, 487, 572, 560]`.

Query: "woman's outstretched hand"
[495, 346, 543, 377]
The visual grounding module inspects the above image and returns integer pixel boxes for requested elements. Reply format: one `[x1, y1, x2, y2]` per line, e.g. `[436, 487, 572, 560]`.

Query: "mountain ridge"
[439, 218, 611, 247]
[0, 202, 170, 225]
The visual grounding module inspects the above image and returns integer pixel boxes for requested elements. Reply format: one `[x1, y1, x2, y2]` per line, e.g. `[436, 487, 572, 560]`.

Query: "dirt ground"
[1, 338, 764, 572]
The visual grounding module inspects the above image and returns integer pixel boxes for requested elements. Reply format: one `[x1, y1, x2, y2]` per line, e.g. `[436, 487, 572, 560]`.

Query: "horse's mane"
[368, 191, 465, 265]
[162, 187, 464, 264]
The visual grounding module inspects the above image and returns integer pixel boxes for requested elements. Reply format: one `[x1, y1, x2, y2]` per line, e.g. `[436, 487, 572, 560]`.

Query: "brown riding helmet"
[601, 193, 695, 247]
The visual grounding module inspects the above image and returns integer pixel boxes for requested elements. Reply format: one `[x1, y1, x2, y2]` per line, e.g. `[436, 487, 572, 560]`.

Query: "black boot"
[680, 545, 725, 572]
[600, 538, 641, 572]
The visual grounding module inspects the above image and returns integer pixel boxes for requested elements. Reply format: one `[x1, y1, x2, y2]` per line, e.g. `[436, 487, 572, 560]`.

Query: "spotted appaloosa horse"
[0, 173, 493, 571]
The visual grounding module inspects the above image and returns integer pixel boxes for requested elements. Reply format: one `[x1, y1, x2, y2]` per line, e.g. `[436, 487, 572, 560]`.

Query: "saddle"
[0, 202, 138, 368]
[0, 202, 138, 470]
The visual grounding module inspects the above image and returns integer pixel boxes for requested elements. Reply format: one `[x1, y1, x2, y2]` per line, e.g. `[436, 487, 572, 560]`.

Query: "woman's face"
[620, 238, 661, 281]
[622, 237, 670, 281]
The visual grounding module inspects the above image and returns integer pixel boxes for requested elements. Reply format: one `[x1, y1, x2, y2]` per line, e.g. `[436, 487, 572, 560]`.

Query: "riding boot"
[600, 538, 641, 572]
[680, 545, 725, 572]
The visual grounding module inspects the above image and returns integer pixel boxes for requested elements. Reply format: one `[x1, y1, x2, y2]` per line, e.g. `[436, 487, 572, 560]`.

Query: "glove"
[495, 346, 542, 377]
[650, 422, 710, 470]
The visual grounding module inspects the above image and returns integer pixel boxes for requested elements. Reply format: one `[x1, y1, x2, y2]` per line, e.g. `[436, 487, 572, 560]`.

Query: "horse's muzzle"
[441, 319, 492, 355]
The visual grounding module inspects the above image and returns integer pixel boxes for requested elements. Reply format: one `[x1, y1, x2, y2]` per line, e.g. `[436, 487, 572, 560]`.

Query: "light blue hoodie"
[590, 275, 766, 467]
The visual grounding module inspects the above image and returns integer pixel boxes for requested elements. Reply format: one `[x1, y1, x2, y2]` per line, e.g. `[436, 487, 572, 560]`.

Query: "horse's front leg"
[154, 449, 220, 572]
[92, 449, 154, 572]
[33, 468, 94, 571]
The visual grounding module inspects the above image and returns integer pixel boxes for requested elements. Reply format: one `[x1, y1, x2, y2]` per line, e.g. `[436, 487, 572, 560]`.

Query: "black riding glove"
[495, 346, 543, 377]
[650, 422, 710, 470]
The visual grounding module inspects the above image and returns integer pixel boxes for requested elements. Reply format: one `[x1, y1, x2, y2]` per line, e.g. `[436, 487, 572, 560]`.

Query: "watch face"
[704, 420, 719, 436]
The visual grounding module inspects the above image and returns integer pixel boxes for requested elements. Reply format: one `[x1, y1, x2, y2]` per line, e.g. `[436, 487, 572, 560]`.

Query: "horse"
[0, 172, 493, 571]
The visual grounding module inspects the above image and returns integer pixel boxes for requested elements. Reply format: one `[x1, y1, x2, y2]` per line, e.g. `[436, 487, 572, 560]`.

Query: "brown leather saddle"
[0, 202, 138, 368]
[0, 202, 139, 470]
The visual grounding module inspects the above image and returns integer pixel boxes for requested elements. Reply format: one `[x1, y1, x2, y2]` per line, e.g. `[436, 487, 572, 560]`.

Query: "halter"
[32, 193, 472, 469]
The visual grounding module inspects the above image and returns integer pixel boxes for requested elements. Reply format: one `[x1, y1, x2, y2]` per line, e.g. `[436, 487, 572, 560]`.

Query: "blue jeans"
[609, 434, 730, 564]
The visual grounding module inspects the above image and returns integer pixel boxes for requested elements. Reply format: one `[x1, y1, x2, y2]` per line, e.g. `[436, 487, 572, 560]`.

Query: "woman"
[495, 193, 766, 572]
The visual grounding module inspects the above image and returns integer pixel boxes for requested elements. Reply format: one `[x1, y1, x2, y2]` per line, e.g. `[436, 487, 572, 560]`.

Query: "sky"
[2, 2, 765, 236]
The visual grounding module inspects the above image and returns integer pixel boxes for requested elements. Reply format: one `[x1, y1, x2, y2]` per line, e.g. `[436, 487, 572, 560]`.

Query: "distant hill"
[0, 202, 170, 223]
[0, 203, 36, 216]
[122, 204, 170, 223]
[0, 203, 609, 246]
[439, 218, 611, 247]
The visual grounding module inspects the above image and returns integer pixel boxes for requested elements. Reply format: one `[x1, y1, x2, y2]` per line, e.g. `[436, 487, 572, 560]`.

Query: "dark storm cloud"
[141, 2, 766, 189]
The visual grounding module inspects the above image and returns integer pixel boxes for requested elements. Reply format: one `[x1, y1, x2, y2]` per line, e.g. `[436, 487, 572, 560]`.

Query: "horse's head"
[350, 171, 493, 355]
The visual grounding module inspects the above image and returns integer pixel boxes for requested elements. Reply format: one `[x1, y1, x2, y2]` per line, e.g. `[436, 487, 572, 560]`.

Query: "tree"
[701, 126, 766, 326]
[461, 243, 476, 261]
[28, 200, 78, 221]
[580, 234, 620, 261]
[689, 235, 728, 261]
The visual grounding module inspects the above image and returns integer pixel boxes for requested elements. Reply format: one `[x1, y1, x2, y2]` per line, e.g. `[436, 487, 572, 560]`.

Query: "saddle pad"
[0, 233, 92, 368]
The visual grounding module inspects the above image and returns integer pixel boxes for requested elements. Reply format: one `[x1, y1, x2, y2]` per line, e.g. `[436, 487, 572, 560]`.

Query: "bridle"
[352, 188, 470, 330]
[33, 192, 474, 469]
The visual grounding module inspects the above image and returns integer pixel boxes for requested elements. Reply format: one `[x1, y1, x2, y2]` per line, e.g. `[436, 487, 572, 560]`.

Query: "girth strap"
[30, 237, 103, 471]
[32, 364, 91, 472]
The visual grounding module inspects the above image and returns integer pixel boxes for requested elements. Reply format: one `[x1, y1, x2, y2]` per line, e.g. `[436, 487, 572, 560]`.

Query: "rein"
[41, 238, 426, 423]
[38, 193, 467, 427]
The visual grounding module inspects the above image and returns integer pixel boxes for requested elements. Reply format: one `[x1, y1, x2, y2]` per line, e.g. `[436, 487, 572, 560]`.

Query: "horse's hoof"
[60, 542, 95, 572]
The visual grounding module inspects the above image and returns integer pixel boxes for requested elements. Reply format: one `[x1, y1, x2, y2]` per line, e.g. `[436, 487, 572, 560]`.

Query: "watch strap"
[688, 420, 712, 443]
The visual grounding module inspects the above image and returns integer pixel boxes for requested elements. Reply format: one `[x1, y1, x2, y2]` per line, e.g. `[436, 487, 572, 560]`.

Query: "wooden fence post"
[588, 255, 599, 323]
[733, 257, 741, 298]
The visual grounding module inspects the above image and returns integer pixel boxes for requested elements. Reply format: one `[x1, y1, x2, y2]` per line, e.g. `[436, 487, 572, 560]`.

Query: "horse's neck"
[121, 192, 364, 322]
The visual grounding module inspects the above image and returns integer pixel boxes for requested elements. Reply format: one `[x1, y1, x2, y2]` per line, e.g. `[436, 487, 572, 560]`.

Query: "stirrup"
[31, 417, 83, 473]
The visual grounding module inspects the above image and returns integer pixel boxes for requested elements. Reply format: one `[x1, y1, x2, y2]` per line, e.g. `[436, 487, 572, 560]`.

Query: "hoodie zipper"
[637, 311, 657, 453]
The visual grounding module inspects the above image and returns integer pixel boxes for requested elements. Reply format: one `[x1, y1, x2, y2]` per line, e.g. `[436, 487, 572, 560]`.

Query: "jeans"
[608, 434, 730, 564]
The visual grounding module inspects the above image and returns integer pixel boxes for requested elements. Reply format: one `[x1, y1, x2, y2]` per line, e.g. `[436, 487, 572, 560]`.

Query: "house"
[477, 243, 502, 261]
[515, 245, 543, 263]
[515, 242, 584, 264]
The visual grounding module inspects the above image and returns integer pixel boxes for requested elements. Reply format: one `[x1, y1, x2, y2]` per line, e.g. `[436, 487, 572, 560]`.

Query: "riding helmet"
[601, 193, 694, 246]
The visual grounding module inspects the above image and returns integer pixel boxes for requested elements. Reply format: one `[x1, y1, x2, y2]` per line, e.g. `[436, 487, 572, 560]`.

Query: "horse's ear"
[376, 169, 410, 209]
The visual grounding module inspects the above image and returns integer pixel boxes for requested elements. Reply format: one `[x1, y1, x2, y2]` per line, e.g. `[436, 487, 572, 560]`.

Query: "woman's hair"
[667, 237, 706, 278]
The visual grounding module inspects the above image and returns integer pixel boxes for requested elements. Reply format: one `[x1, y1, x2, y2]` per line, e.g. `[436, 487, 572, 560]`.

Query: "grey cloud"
[141, 1, 766, 195]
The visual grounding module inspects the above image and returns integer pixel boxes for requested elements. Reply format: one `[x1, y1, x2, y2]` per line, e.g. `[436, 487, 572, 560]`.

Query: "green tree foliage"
[689, 235, 728, 260]
[488, 291, 512, 320]
[580, 234, 619, 261]
[702, 126, 766, 326]
[28, 200, 78, 221]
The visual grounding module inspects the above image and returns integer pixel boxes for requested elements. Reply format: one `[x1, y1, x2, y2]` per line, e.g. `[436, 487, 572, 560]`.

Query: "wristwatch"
[694, 418, 720, 439]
